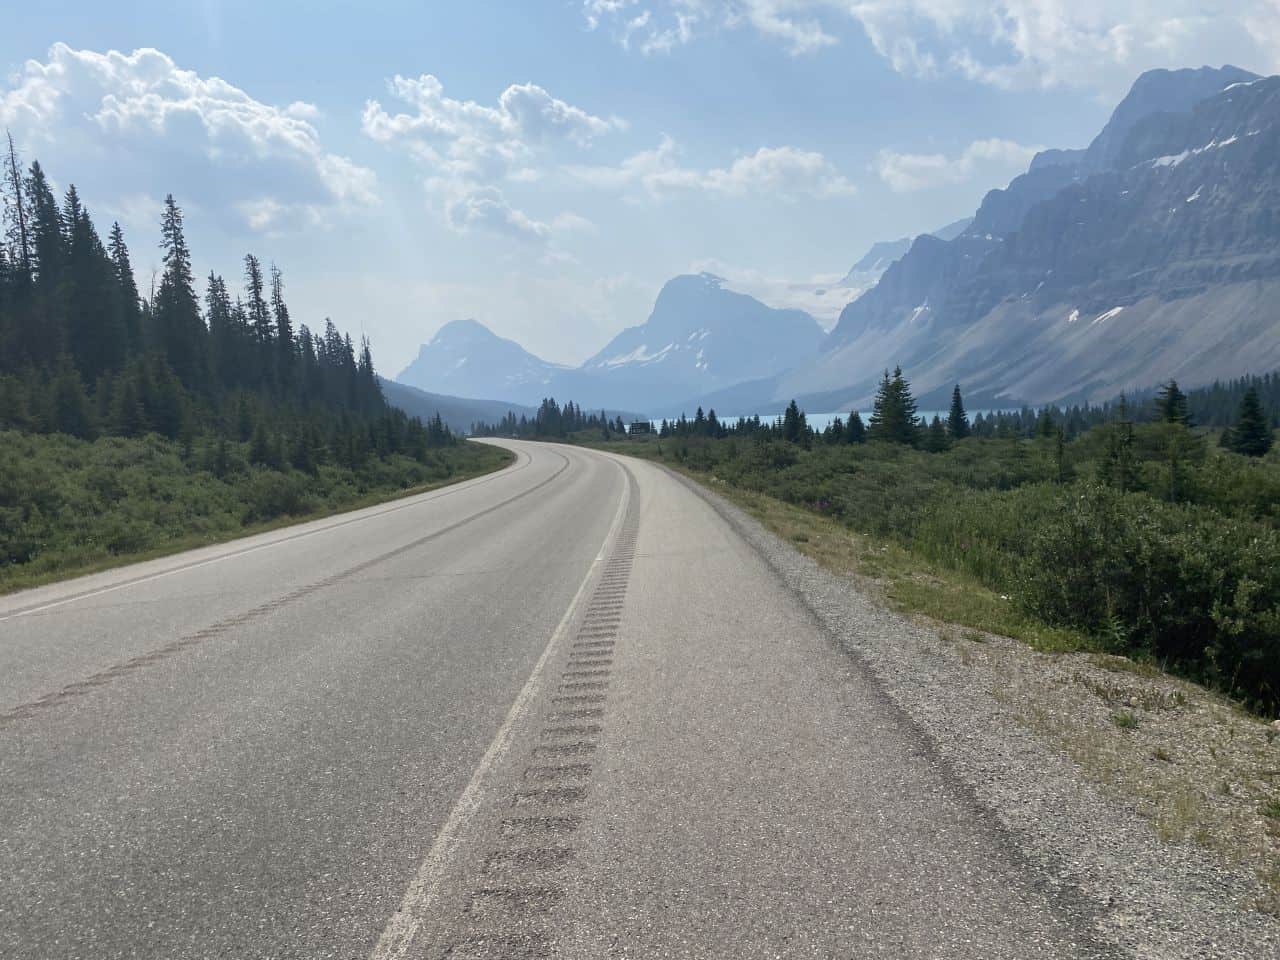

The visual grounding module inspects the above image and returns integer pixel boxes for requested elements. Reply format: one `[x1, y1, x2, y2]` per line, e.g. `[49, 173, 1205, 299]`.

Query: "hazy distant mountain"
[396, 274, 825, 414]
[576, 274, 824, 411]
[396, 318, 565, 402]
[930, 217, 974, 243]
[838, 217, 973, 287]
[848, 238, 911, 276]
[748, 64, 1280, 411]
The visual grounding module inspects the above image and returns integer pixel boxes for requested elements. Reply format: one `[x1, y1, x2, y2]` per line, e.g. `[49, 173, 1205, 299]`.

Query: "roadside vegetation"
[477, 372, 1280, 715]
[0, 139, 508, 592]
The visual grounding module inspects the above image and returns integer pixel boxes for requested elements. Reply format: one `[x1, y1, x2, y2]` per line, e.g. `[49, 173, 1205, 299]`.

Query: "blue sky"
[3, 2, 1276, 373]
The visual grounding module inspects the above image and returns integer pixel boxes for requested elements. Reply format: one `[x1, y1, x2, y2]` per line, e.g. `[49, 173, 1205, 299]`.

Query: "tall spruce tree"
[847, 410, 866, 443]
[107, 222, 142, 351]
[154, 194, 207, 389]
[1156, 379, 1192, 425]
[270, 263, 294, 390]
[781, 399, 806, 444]
[947, 384, 969, 439]
[206, 272, 240, 388]
[868, 366, 919, 445]
[1227, 386, 1273, 457]
[3, 132, 32, 283]
[62, 187, 124, 381]
[925, 414, 950, 452]
[24, 160, 65, 366]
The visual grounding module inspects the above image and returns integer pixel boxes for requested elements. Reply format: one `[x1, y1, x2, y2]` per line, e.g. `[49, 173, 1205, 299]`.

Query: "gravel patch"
[670, 467, 1280, 960]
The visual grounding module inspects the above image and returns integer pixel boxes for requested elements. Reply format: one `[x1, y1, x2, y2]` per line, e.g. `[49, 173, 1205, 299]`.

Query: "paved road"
[0, 440, 1106, 958]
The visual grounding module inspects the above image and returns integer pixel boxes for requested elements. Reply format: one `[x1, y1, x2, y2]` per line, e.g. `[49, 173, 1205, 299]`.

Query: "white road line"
[0, 447, 531, 624]
[368, 456, 631, 960]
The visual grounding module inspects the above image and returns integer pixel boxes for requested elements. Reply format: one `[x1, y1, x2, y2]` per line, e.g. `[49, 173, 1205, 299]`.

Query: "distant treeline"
[473, 367, 1276, 458]
[471, 399, 630, 439]
[1131, 371, 1280, 428]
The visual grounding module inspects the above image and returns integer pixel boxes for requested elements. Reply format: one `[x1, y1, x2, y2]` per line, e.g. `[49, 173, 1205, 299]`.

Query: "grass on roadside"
[675, 469, 1097, 657]
[580, 436, 1280, 912]
[0, 434, 513, 595]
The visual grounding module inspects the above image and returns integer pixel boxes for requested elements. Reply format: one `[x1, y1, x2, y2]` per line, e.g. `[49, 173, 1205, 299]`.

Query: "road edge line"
[368, 450, 632, 960]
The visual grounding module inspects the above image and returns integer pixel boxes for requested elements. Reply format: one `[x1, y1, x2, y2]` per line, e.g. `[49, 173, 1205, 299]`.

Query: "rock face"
[769, 64, 1280, 409]
[401, 66, 1280, 415]
[395, 318, 565, 402]
[577, 273, 825, 410]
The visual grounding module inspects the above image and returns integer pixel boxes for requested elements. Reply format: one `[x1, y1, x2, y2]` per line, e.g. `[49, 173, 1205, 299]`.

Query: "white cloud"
[570, 135, 856, 198]
[584, 0, 836, 55]
[362, 73, 619, 244]
[876, 138, 1040, 192]
[445, 187, 552, 245]
[584, 1, 1280, 92]
[0, 43, 377, 232]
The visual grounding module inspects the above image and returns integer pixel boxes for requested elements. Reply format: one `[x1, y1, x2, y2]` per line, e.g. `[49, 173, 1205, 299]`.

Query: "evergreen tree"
[357, 335, 380, 412]
[868, 366, 919, 445]
[153, 195, 207, 389]
[107, 222, 143, 351]
[3, 132, 32, 283]
[23, 160, 65, 365]
[1099, 402, 1139, 492]
[947, 384, 969, 439]
[62, 187, 124, 381]
[110, 373, 148, 436]
[270, 263, 294, 389]
[781, 400, 805, 444]
[51, 355, 93, 438]
[1227, 386, 1273, 457]
[925, 414, 950, 452]
[206, 272, 240, 388]
[1156, 379, 1192, 425]
[846, 410, 866, 443]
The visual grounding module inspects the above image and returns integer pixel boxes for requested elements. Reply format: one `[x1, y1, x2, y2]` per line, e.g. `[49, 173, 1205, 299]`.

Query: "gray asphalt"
[0, 440, 1107, 958]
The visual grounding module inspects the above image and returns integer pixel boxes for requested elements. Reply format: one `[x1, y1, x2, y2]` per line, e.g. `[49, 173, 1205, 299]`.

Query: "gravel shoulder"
[665, 466, 1280, 960]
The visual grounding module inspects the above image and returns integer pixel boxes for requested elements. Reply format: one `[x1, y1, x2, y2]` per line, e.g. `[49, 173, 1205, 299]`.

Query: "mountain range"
[396, 274, 826, 414]
[756, 64, 1280, 411]
[392, 65, 1280, 420]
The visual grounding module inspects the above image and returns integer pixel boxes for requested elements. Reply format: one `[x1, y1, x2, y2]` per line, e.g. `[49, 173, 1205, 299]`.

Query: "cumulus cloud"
[584, 1, 1280, 92]
[362, 73, 619, 244]
[0, 42, 377, 233]
[570, 135, 856, 199]
[876, 138, 1040, 192]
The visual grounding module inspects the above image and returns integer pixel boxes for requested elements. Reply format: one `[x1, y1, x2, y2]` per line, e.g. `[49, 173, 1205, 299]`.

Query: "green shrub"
[630, 427, 1280, 714]
[0, 430, 508, 591]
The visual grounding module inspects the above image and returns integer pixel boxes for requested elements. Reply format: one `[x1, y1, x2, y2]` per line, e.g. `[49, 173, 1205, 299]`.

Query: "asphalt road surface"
[0, 440, 1109, 959]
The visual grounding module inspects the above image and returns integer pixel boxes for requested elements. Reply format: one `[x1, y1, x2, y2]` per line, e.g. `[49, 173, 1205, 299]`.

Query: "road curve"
[0, 440, 1104, 958]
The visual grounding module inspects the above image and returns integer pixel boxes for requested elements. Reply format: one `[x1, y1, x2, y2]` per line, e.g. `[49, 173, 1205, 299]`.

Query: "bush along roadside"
[537, 416, 1279, 715]
[0, 430, 511, 593]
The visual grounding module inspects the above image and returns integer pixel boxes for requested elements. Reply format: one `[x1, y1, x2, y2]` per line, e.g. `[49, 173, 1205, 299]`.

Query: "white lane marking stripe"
[0, 447, 531, 624]
[369, 453, 630, 960]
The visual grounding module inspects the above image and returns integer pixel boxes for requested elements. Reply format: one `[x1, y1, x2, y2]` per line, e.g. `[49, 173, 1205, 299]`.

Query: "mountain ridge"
[770, 64, 1279, 411]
